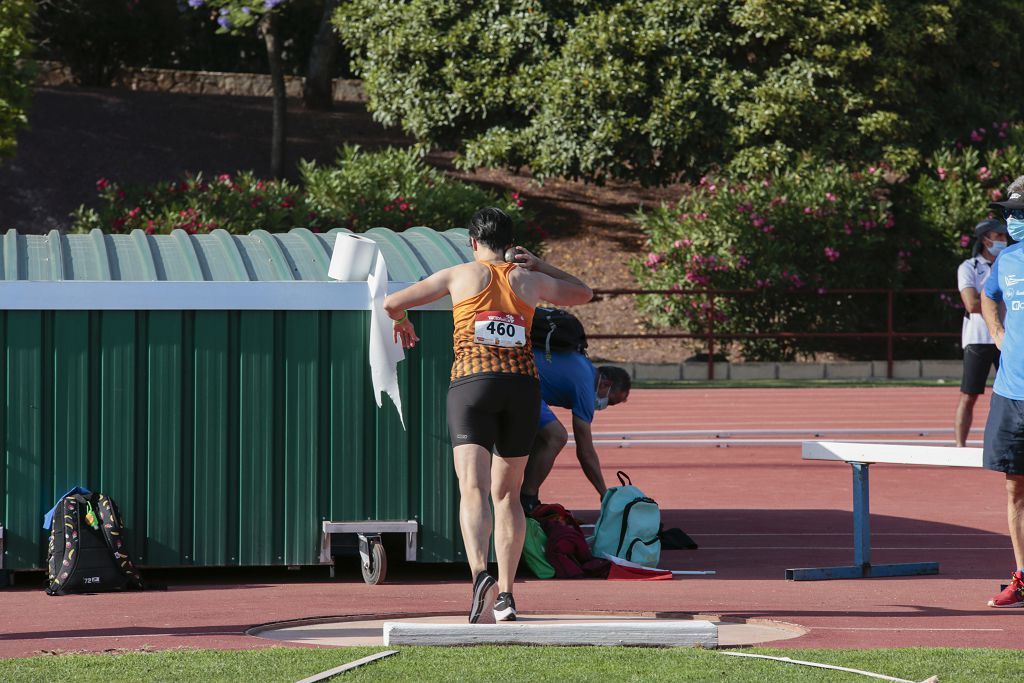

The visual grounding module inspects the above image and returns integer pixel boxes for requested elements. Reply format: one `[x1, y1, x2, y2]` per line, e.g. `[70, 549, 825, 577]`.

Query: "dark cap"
[989, 190, 1024, 211]
[973, 217, 1008, 256]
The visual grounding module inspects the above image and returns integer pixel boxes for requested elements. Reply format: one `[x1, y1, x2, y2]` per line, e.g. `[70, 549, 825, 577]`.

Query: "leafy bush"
[70, 171, 312, 234]
[300, 145, 540, 250]
[0, 0, 33, 160]
[336, 0, 1024, 185]
[69, 146, 541, 250]
[33, 0, 350, 85]
[632, 163, 959, 361]
[913, 122, 1024, 251]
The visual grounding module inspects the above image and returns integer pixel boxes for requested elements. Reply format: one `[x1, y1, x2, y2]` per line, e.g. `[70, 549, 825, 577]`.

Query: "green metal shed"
[0, 227, 471, 573]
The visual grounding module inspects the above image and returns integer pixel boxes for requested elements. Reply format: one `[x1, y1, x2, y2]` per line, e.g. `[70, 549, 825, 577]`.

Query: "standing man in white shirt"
[956, 218, 1009, 446]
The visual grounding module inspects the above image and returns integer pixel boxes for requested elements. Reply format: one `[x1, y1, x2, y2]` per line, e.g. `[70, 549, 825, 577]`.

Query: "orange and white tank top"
[451, 262, 538, 382]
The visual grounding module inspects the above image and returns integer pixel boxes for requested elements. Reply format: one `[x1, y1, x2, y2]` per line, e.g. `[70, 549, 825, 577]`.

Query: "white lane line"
[36, 631, 244, 640]
[698, 546, 1008, 550]
[810, 627, 1003, 632]
[698, 533, 1004, 537]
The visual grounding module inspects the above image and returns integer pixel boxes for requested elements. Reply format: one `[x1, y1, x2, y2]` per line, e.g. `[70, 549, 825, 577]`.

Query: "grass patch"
[0, 646, 1018, 682]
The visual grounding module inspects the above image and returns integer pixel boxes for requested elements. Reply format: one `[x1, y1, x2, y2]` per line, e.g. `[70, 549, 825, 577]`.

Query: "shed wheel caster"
[358, 533, 387, 585]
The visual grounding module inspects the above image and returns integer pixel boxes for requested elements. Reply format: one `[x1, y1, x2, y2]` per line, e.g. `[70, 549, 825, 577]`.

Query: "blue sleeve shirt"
[985, 243, 1024, 399]
[533, 351, 597, 423]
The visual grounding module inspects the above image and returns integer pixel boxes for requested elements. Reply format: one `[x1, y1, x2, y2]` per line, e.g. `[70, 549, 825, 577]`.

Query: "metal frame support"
[786, 462, 940, 581]
[319, 520, 418, 570]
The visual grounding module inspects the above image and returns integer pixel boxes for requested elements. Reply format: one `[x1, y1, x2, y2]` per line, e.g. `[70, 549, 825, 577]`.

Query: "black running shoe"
[521, 494, 541, 516]
[494, 592, 517, 621]
[469, 572, 496, 623]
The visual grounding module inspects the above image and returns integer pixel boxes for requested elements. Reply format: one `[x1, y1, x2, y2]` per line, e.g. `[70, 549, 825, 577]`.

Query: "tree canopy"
[336, 0, 1024, 184]
[0, 0, 33, 161]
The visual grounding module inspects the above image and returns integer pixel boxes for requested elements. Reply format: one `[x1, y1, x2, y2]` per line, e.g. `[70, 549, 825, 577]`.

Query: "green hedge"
[631, 155, 983, 361]
[33, 0, 350, 86]
[0, 0, 33, 160]
[70, 145, 542, 251]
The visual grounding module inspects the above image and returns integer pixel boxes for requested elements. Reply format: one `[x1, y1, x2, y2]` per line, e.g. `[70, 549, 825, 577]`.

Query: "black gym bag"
[46, 492, 144, 596]
[531, 307, 588, 360]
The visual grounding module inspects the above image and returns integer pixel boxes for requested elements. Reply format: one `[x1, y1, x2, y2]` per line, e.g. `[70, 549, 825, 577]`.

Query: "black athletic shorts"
[447, 373, 541, 457]
[983, 393, 1024, 475]
[961, 343, 1000, 395]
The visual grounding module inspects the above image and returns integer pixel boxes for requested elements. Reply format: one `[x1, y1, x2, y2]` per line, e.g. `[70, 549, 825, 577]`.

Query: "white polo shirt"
[958, 255, 995, 347]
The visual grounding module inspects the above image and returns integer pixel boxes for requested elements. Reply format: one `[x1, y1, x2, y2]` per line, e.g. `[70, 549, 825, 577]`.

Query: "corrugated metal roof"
[0, 227, 473, 282]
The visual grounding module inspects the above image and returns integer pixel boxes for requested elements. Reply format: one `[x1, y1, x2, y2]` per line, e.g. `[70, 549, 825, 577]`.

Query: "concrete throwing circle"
[252, 612, 805, 648]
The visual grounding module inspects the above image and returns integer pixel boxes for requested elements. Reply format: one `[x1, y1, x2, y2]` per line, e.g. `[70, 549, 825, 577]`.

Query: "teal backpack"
[590, 471, 661, 567]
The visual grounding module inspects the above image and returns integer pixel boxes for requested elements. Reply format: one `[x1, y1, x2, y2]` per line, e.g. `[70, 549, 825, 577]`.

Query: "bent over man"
[521, 351, 631, 511]
[384, 207, 592, 622]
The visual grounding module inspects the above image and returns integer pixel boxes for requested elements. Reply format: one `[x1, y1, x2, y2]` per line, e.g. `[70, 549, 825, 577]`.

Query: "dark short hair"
[599, 366, 632, 395]
[468, 207, 515, 251]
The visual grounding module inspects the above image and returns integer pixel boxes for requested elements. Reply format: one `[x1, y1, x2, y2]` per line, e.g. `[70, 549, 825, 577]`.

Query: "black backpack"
[531, 307, 588, 360]
[46, 492, 144, 595]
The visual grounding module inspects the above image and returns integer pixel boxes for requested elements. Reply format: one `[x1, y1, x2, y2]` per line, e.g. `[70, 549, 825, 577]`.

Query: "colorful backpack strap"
[617, 471, 631, 486]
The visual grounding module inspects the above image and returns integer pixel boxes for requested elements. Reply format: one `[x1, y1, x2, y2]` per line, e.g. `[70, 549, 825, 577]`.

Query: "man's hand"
[508, 246, 541, 271]
[994, 327, 1006, 350]
[393, 318, 419, 349]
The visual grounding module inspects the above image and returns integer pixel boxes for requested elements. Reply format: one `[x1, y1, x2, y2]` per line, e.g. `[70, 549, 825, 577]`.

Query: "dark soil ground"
[0, 86, 695, 362]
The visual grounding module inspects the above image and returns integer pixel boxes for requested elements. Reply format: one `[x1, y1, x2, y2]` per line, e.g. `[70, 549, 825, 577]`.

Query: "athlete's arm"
[982, 292, 1005, 349]
[384, 268, 453, 348]
[960, 287, 981, 314]
[509, 247, 592, 305]
[571, 415, 608, 497]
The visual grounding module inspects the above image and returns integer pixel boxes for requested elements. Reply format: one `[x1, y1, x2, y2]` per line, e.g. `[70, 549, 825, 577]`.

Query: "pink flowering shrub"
[300, 145, 541, 252]
[70, 171, 312, 235]
[632, 163, 942, 360]
[913, 121, 1024, 251]
[70, 146, 540, 252]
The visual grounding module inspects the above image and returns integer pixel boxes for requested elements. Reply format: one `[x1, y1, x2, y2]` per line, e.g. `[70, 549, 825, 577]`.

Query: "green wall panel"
[146, 312, 185, 565]
[237, 311, 276, 565]
[1, 309, 465, 571]
[98, 311, 140, 559]
[192, 312, 231, 565]
[5, 312, 43, 568]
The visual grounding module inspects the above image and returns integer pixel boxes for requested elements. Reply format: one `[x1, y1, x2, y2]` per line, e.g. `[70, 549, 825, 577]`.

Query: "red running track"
[1, 386, 1019, 657]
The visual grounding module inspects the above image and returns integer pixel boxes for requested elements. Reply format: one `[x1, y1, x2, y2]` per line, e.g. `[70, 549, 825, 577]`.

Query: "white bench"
[786, 441, 983, 581]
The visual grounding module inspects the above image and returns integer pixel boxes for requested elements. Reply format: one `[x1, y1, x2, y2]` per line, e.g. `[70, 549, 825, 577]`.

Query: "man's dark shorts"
[962, 343, 999, 395]
[983, 393, 1024, 475]
[447, 373, 540, 457]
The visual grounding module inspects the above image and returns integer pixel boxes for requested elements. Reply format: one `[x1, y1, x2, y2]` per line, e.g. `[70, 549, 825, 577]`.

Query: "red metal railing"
[589, 288, 962, 380]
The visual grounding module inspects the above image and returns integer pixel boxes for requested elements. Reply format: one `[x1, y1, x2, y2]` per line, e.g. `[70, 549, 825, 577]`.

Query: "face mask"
[595, 375, 611, 411]
[988, 240, 1008, 256]
[1007, 218, 1024, 242]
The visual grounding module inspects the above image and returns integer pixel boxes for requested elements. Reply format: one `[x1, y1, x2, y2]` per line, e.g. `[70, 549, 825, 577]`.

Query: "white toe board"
[383, 620, 717, 647]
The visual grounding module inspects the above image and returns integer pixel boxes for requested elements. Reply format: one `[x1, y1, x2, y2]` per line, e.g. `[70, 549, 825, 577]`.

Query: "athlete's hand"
[393, 319, 419, 349]
[994, 327, 1005, 350]
[509, 246, 541, 271]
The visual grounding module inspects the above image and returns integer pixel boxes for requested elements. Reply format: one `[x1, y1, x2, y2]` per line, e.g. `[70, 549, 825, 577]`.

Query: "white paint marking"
[39, 631, 243, 640]
[811, 627, 1003, 632]
[295, 650, 397, 683]
[699, 546, 1008, 550]
[721, 651, 935, 683]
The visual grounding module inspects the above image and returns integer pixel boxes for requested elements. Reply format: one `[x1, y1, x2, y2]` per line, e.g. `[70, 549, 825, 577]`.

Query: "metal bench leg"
[786, 461, 940, 581]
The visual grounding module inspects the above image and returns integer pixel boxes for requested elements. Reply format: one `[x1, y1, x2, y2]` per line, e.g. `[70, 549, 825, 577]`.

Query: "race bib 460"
[474, 311, 527, 348]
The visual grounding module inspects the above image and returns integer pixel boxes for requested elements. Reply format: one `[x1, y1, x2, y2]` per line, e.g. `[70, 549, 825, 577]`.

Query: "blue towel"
[43, 486, 92, 530]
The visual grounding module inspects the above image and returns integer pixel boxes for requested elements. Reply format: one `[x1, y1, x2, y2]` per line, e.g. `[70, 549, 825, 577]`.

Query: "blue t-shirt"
[984, 242, 1024, 399]
[534, 351, 597, 423]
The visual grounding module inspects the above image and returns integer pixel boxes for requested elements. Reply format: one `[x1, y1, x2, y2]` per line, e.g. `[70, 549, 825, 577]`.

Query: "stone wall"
[35, 61, 366, 102]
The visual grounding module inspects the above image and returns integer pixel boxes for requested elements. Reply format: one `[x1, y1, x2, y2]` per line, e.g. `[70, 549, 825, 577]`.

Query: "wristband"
[392, 311, 409, 325]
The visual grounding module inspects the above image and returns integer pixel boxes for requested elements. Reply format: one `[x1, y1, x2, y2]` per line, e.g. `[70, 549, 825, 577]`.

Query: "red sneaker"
[988, 571, 1024, 608]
